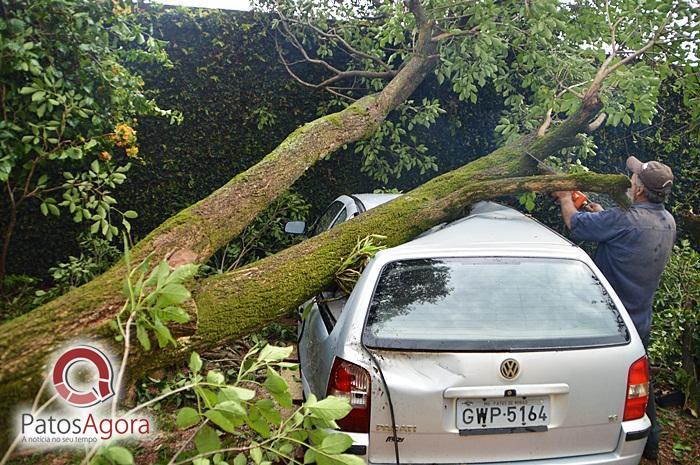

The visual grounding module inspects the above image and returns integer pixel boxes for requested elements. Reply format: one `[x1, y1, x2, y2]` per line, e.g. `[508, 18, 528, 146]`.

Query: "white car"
[297, 198, 651, 465]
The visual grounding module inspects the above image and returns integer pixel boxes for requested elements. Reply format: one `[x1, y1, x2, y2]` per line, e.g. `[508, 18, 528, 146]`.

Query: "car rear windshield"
[363, 258, 629, 351]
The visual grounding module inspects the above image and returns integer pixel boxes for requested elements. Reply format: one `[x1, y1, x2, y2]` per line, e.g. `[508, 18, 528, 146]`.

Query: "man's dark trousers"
[641, 333, 660, 454]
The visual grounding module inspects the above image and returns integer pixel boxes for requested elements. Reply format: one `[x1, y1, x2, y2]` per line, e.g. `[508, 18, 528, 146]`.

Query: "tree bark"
[0, 102, 625, 437]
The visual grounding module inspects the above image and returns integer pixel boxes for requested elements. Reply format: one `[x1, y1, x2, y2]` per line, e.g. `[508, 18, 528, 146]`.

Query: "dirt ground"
[640, 406, 700, 465]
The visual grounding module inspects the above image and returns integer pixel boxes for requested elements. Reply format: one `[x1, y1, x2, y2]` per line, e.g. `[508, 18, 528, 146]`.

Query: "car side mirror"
[285, 221, 306, 235]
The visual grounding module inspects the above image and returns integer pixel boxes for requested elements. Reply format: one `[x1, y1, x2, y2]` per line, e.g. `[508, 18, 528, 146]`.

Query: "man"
[553, 156, 676, 461]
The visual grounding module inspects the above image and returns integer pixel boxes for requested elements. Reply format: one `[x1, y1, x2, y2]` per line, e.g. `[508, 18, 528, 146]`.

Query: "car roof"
[391, 201, 574, 252]
[351, 193, 402, 211]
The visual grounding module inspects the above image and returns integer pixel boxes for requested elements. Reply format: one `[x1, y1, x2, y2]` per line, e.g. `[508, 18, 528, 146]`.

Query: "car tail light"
[623, 355, 649, 421]
[327, 357, 371, 433]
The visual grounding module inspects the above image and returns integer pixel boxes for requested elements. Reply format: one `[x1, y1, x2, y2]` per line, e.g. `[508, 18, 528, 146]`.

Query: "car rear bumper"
[346, 416, 650, 465]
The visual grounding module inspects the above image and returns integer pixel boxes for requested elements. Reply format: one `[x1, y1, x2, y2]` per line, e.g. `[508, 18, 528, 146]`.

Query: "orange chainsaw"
[524, 152, 591, 210]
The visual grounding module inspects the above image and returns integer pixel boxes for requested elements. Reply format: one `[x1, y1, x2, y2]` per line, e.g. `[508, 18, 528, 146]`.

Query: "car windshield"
[363, 257, 629, 351]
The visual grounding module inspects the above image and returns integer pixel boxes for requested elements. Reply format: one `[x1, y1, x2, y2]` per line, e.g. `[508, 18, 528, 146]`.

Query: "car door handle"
[443, 383, 569, 398]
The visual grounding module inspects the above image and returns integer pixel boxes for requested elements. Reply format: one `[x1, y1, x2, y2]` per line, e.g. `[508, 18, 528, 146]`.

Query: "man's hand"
[585, 202, 604, 212]
[551, 191, 571, 201]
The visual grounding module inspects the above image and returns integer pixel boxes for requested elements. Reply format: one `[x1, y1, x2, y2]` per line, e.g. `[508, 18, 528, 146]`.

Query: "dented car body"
[298, 199, 651, 465]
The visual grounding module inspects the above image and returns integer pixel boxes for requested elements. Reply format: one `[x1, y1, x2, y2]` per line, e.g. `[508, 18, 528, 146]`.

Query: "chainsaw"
[524, 152, 591, 210]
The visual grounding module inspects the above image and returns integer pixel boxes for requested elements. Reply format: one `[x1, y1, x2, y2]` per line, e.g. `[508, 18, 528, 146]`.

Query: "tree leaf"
[320, 433, 353, 454]
[218, 386, 255, 402]
[194, 425, 221, 454]
[157, 283, 191, 306]
[206, 370, 225, 385]
[189, 352, 203, 373]
[308, 396, 352, 421]
[176, 407, 200, 429]
[215, 400, 247, 417]
[271, 390, 293, 409]
[247, 415, 270, 438]
[160, 306, 190, 323]
[250, 443, 263, 465]
[303, 449, 316, 464]
[198, 387, 219, 409]
[166, 263, 199, 285]
[106, 446, 133, 465]
[257, 344, 293, 362]
[263, 368, 287, 394]
[257, 401, 281, 425]
[136, 323, 151, 351]
[204, 409, 236, 433]
[153, 318, 174, 348]
[233, 454, 246, 465]
[322, 454, 366, 465]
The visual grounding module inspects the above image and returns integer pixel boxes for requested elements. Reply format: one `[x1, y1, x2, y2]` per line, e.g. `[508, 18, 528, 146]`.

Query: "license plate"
[456, 396, 550, 431]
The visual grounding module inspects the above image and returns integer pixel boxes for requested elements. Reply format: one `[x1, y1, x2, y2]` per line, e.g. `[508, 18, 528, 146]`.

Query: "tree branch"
[537, 108, 553, 137]
[431, 25, 479, 42]
[583, 8, 674, 107]
[406, 0, 429, 27]
[284, 17, 393, 72]
[587, 113, 607, 133]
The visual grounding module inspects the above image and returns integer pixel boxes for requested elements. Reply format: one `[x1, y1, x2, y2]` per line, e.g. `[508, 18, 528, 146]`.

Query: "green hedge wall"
[3, 8, 504, 276]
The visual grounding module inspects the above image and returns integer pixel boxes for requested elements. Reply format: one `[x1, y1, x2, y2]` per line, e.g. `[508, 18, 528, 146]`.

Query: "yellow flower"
[112, 123, 136, 147]
[125, 146, 139, 158]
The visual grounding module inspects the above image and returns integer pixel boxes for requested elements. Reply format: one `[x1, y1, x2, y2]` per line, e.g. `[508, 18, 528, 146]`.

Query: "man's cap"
[626, 156, 674, 194]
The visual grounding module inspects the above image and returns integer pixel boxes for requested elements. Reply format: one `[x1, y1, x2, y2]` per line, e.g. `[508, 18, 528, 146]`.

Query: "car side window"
[312, 201, 344, 236]
[330, 206, 348, 228]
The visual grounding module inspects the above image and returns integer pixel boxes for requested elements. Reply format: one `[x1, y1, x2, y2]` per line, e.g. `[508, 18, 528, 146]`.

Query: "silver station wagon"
[297, 197, 651, 465]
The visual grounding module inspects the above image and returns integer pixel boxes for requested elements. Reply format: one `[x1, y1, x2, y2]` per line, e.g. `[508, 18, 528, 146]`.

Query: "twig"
[431, 25, 479, 42]
[167, 419, 210, 465]
[112, 311, 135, 419]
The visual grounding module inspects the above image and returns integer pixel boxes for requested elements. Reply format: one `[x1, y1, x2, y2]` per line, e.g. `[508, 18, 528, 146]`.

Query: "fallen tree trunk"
[191, 173, 630, 349]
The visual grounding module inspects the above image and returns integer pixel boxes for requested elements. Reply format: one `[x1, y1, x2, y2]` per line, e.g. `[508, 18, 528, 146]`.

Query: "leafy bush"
[32, 233, 120, 305]
[157, 346, 361, 465]
[0, 233, 120, 318]
[0, 0, 179, 279]
[0, 273, 39, 321]
[202, 192, 310, 275]
[94, 343, 360, 465]
[651, 240, 700, 415]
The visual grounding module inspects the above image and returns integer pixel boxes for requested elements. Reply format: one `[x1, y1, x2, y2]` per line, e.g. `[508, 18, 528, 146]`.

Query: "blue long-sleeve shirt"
[570, 203, 676, 340]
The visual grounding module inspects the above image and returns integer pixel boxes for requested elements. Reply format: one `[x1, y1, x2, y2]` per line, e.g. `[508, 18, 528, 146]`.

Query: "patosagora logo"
[16, 342, 152, 448]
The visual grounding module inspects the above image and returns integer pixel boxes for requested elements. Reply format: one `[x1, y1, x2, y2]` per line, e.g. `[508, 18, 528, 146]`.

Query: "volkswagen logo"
[500, 359, 520, 380]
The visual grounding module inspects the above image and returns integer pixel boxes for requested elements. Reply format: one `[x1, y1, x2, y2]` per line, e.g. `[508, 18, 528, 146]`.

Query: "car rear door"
[299, 197, 356, 395]
[361, 257, 642, 463]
